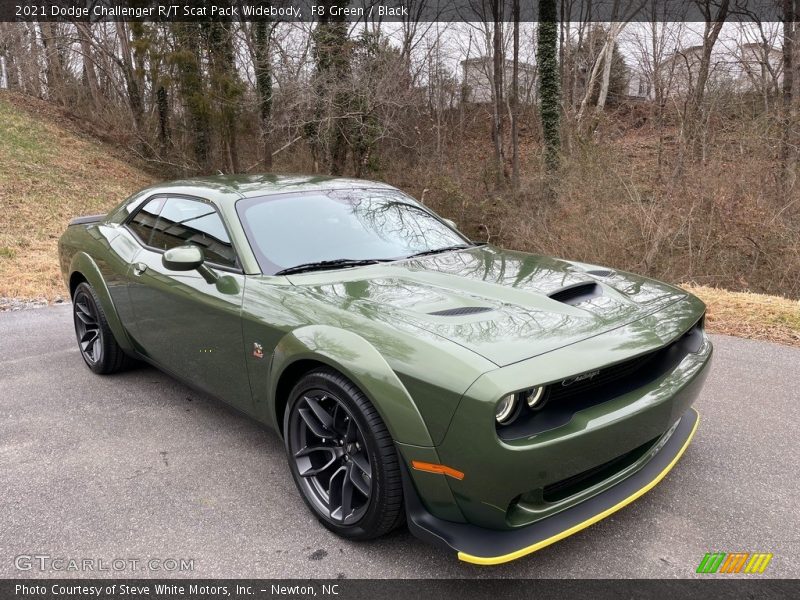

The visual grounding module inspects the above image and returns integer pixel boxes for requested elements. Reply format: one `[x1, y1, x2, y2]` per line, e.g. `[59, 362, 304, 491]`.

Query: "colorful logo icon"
[697, 552, 773, 574]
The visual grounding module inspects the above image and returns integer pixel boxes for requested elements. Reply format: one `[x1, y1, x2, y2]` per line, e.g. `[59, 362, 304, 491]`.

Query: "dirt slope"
[0, 92, 155, 302]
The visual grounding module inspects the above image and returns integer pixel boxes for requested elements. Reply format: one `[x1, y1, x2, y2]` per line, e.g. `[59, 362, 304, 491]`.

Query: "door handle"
[133, 262, 147, 276]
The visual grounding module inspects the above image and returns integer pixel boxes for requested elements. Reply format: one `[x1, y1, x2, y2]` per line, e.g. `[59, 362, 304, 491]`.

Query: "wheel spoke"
[344, 417, 357, 443]
[91, 336, 102, 361]
[80, 330, 99, 353]
[339, 466, 355, 521]
[75, 300, 96, 322]
[304, 395, 333, 429]
[75, 308, 94, 325]
[350, 450, 371, 479]
[295, 446, 338, 477]
[327, 465, 347, 521]
[349, 462, 370, 497]
[298, 406, 334, 439]
[331, 402, 346, 436]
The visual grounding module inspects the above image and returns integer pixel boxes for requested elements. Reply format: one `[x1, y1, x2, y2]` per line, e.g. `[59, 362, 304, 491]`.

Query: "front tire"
[72, 281, 133, 374]
[284, 368, 404, 540]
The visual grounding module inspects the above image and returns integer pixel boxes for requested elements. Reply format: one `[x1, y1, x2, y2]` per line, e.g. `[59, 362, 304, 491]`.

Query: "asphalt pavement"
[1, 305, 798, 578]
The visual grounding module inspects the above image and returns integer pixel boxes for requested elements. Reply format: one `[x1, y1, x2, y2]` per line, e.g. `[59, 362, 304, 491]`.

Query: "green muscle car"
[58, 175, 711, 564]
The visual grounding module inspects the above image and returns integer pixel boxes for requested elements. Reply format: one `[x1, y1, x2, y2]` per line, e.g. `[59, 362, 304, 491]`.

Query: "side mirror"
[443, 218, 458, 230]
[162, 245, 204, 271]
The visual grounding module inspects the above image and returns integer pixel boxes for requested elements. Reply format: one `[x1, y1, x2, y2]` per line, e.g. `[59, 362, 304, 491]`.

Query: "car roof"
[137, 174, 397, 204]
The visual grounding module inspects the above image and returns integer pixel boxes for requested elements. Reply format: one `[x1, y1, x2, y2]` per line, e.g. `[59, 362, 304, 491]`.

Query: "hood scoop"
[427, 306, 494, 317]
[548, 281, 603, 306]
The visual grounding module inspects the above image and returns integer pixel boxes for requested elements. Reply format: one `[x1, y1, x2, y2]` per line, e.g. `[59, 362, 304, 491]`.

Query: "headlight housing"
[495, 387, 548, 427]
[524, 386, 546, 409]
[495, 394, 518, 424]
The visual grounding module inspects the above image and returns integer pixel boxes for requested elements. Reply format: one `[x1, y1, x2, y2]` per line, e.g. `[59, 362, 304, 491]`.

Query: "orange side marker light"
[411, 460, 465, 480]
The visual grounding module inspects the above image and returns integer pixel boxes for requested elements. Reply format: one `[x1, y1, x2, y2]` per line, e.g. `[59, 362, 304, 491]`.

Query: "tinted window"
[236, 189, 467, 275]
[127, 197, 165, 245]
[133, 197, 237, 268]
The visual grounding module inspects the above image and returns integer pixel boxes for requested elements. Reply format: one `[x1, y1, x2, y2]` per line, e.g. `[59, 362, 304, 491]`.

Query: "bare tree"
[685, 0, 730, 154]
[510, 0, 520, 189]
[782, 0, 798, 190]
[491, 0, 506, 183]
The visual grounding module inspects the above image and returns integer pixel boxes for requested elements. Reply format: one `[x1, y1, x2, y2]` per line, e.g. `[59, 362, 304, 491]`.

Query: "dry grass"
[0, 92, 155, 300]
[682, 284, 800, 347]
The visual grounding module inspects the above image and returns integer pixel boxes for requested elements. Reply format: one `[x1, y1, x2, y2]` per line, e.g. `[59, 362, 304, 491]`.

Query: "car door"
[124, 195, 252, 411]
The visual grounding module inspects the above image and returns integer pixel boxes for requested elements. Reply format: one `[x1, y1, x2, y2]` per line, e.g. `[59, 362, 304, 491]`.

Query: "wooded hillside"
[0, 5, 799, 298]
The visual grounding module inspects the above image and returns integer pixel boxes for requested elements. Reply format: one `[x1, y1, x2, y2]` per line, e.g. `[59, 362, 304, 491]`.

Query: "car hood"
[288, 246, 687, 367]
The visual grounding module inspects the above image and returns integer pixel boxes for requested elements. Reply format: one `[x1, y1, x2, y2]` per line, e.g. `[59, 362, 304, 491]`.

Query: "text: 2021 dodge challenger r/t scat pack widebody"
[58, 175, 712, 564]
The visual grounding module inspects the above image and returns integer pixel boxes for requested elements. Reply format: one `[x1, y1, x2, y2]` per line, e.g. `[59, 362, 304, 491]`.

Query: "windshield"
[236, 189, 469, 275]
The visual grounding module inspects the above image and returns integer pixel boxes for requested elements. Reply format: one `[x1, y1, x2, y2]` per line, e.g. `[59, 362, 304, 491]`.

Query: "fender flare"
[69, 252, 135, 353]
[267, 325, 434, 447]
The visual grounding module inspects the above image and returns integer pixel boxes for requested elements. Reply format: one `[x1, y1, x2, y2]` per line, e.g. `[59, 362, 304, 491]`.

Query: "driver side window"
[128, 196, 238, 269]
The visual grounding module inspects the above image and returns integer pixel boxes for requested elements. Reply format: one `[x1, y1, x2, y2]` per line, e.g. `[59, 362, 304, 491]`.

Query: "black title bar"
[0, 0, 789, 23]
[2, 579, 799, 600]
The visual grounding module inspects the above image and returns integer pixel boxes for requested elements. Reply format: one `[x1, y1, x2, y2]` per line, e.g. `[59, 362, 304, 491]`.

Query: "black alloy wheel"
[71, 281, 134, 374]
[289, 391, 373, 524]
[73, 287, 103, 366]
[285, 369, 404, 539]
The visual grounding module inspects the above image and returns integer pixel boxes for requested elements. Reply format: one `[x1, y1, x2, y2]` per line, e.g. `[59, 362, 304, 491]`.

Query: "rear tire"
[72, 281, 134, 374]
[284, 368, 404, 540]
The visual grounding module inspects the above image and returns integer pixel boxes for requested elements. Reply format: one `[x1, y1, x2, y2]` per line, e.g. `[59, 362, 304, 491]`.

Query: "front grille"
[497, 317, 704, 440]
[547, 351, 659, 404]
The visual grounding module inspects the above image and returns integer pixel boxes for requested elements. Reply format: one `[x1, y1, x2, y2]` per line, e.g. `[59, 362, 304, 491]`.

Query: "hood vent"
[585, 269, 614, 277]
[428, 306, 494, 317]
[548, 282, 603, 306]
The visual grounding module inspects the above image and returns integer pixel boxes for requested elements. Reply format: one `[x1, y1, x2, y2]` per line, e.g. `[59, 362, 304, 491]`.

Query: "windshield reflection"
[236, 189, 467, 275]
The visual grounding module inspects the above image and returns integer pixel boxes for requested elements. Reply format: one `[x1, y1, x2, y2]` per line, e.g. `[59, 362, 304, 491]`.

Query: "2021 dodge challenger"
[58, 175, 712, 564]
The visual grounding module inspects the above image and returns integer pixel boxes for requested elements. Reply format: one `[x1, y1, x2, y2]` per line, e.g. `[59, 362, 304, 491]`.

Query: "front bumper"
[405, 407, 699, 565]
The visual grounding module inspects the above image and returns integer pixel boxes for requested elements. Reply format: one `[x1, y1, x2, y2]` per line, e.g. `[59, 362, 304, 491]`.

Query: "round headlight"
[495, 394, 518, 424]
[525, 386, 545, 409]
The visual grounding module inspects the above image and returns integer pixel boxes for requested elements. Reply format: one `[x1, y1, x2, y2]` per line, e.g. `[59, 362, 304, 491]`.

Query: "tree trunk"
[781, 0, 797, 191]
[686, 0, 729, 156]
[312, 3, 351, 176]
[538, 0, 561, 172]
[511, 0, 520, 189]
[117, 22, 146, 147]
[39, 22, 64, 103]
[595, 26, 622, 114]
[156, 84, 171, 155]
[76, 23, 100, 108]
[490, 2, 505, 183]
[172, 23, 211, 172]
[206, 21, 242, 173]
[0, 24, 20, 89]
[253, 21, 274, 171]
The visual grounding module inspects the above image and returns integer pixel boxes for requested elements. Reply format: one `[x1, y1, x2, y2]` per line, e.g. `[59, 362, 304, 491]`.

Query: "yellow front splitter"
[405, 408, 700, 566]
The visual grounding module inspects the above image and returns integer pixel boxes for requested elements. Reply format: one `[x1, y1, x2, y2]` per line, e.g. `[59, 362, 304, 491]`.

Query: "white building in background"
[730, 42, 783, 94]
[659, 42, 783, 97]
[461, 57, 537, 104]
[627, 69, 653, 100]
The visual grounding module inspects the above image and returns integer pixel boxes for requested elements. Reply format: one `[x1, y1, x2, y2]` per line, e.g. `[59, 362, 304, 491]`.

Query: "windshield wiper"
[275, 258, 391, 276]
[404, 243, 482, 260]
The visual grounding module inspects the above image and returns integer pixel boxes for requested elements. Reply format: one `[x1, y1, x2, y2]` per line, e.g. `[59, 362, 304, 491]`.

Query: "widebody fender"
[265, 325, 434, 447]
[68, 251, 135, 353]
